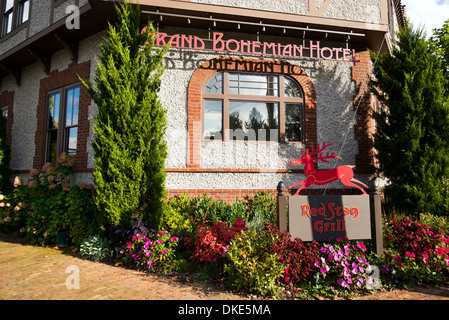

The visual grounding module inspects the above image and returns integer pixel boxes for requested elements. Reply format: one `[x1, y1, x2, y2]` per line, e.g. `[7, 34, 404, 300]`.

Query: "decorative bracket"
[54, 33, 78, 63]
[0, 63, 21, 87]
[28, 48, 51, 75]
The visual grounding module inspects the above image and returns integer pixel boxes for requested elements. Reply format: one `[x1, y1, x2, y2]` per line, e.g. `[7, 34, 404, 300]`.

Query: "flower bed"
[1, 178, 449, 299]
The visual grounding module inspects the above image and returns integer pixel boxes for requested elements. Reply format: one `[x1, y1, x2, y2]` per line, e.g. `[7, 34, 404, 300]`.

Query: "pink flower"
[147, 260, 152, 266]
[442, 237, 449, 244]
[357, 242, 367, 251]
[127, 242, 132, 249]
[158, 231, 166, 236]
[170, 236, 179, 242]
[423, 252, 429, 260]
[161, 250, 167, 254]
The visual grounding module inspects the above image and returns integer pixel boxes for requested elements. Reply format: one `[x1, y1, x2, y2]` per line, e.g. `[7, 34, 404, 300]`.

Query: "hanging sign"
[287, 142, 368, 195]
[287, 142, 371, 241]
[142, 28, 359, 62]
[289, 195, 371, 241]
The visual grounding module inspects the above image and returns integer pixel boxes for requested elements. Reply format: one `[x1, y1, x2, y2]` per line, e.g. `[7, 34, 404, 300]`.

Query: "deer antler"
[308, 142, 342, 163]
[308, 141, 333, 156]
[315, 151, 342, 163]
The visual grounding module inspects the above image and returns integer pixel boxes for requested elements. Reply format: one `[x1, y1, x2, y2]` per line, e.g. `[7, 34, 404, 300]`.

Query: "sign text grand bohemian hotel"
[145, 30, 361, 62]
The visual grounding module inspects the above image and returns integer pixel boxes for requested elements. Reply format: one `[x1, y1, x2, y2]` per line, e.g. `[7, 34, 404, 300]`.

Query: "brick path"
[0, 233, 244, 300]
[1, 232, 449, 301]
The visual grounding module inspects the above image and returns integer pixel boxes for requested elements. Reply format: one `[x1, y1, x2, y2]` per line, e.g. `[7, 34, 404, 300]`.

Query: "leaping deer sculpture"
[288, 142, 368, 195]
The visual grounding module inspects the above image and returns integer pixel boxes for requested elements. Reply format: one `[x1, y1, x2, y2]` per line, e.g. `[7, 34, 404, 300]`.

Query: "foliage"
[369, 20, 449, 216]
[0, 153, 96, 246]
[314, 239, 371, 297]
[420, 212, 449, 235]
[431, 19, 449, 93]
[82, 2, 169, 228]
[382, 216, 449, 284]
[185, 220, 242, 265]
[119, 231, 179, 274]
[0, 112, 11, 194]
[161, 192, 277, 236]
[161, 194, 194, 235]
[80, 235, 113, 261]
[225, 228, 286, 297]
[265, 223, 319, 286]
[0, 194, 26, 235]
[109, 215, 157, 249]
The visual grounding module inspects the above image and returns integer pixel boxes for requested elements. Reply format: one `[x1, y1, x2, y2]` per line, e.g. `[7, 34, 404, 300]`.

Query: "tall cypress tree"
[83, 2, 169, 228]
[370, 21, 449, 215]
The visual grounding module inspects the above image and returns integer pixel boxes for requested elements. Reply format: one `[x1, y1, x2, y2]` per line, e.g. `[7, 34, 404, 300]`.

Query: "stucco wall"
[159, 26, 368, 191]
[191, 0, 382, 24]
[2, 25, 372, 191]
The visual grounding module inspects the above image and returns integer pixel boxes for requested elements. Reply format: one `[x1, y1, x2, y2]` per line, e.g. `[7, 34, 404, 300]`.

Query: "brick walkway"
[0, 233, 244, 300]
[1, 232, 449, 301]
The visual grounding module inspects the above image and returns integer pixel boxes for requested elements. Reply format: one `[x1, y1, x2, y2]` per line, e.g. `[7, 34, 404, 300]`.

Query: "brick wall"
[33, 61, 91, 172]
[0, 90, 13, 145]
[352, 49, 376, 174]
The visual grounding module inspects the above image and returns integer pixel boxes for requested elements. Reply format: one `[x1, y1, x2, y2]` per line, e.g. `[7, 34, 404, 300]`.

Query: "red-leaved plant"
[186, 218, 247, 264]
[265, 223, 320, 286]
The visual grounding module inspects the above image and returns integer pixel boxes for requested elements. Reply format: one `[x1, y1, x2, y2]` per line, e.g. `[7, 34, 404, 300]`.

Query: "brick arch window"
[203, 72, 305, 143]
[187, 57, 317, 168]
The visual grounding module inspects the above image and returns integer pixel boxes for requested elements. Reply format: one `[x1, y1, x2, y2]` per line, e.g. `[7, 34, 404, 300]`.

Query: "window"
[2, 0, 13, 36]
[17, 0, 29, 26]
[45, 84, 79, 164]
[1, 0, 29, 36]
[203, 72, 304, 142]
[1, 106, 7, 118]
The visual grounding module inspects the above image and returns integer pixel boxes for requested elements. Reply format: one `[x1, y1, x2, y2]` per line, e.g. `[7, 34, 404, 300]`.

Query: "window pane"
[229, 101, 278, 141]
[229, 74, 278, 96]
[284, 77, 303, 98]
[5, 0, 13, 12]
[205, 75, 223, 93]
[18, 0, 30, 24]
[48, 93, 60, 129]
[66, 89, 73, 126]
[65, 86, 79, 126]
[46, 130, 58, 164]
[204, 100, 222, 140]
[285, 104, 303, 142]
[3, 11, 12, 35]
[67, 127, 78, 155]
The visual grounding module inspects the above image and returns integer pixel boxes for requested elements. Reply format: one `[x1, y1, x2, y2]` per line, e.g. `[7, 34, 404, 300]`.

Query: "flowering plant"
[120, 231, 179, 273]
[382, 216, 449, 284]
[314, 237, 371, 294]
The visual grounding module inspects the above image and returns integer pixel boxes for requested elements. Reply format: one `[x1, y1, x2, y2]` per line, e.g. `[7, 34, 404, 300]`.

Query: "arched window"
[203, 72, 304, 143]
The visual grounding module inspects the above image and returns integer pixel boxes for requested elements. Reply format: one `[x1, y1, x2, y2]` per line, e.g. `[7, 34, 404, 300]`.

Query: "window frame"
[202, 71, 305, 143]
[44, 83, 80, 164]
[0, 0, 29, 38]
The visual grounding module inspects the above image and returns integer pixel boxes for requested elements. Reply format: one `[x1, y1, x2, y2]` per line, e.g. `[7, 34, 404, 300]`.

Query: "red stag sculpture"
[288, 142, 368, 195]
